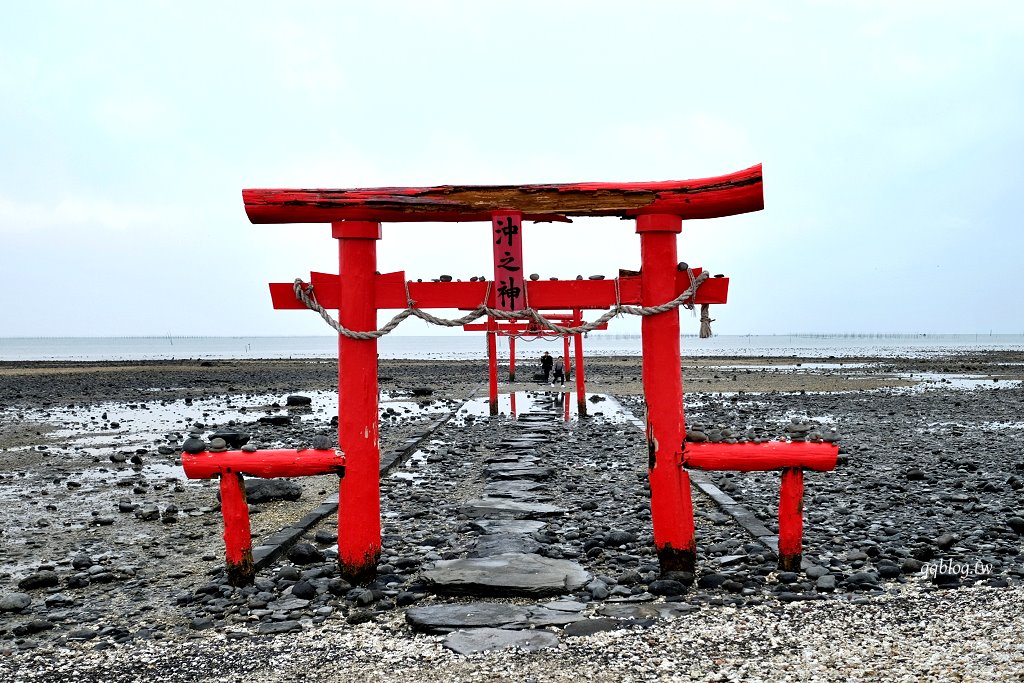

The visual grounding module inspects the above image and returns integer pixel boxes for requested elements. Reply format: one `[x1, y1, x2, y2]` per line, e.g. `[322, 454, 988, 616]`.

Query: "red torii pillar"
[638, 214, 694, 573]
[334, 221, 382, 583]
[572, 308, 586, 416]
[508, 335, 516, 381]
[486, 314, 499, 415]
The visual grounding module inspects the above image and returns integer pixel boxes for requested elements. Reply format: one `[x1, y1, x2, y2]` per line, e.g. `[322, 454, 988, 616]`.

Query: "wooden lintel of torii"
[269, 268, 728, 311]
[243, 165, 763, 224]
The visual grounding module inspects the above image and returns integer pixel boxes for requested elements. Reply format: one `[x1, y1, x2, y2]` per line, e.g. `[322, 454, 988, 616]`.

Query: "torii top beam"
[243, 164, 763, 224]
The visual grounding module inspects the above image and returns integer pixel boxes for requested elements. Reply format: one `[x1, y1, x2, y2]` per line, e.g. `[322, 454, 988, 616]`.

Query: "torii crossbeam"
[238, 163, 838, 584]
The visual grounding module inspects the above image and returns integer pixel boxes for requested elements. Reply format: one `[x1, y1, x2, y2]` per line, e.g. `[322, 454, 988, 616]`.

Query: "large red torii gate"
[244, 164, 838, 583]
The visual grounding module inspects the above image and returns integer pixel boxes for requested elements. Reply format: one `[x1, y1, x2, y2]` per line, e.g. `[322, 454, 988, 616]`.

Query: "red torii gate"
[245, 163, 839, 582]
[463, 310, 609, 415]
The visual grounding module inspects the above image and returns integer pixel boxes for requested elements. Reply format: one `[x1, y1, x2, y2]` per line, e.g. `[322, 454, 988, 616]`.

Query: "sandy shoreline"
[2, 352, 1024, 681]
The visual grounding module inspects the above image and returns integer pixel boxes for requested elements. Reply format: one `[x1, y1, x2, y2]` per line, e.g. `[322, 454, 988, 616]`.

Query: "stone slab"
[459, 500, 565, 519]
[405, 602, 532, 633]
[597, 602, 698, 620]
[422, 553, 592, 597]
[485, 467, 555, 481]
[443, 628, 559, 655]
[471, 534, 542, 557]
[469, 519, 546, 535]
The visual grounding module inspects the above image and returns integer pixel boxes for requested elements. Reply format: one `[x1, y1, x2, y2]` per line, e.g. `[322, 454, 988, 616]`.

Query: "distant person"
[552, 356, 565, 386]
[541, 352, 553, 381]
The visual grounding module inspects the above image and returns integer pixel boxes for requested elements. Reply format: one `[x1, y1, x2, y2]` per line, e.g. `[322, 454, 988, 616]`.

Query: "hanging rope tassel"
[699, 304, 714, 338]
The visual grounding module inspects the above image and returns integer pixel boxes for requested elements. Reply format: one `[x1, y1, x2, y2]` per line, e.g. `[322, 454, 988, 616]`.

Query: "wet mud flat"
[1, 352, 1024, 680]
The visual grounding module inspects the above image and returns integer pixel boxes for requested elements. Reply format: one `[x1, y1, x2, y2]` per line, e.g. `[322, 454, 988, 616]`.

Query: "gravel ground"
[1, 353, 1023, 681]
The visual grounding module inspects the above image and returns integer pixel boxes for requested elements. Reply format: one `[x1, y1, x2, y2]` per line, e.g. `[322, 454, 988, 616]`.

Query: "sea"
[2, 334, 1024, 362]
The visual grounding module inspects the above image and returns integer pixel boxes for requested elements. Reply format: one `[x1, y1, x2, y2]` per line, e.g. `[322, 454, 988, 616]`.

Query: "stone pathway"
[408, 392, 696, 654]
[421, 395, 590, 598]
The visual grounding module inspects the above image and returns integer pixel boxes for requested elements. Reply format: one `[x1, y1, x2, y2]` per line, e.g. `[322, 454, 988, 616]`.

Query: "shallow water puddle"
[5, 389, 452, 453]
[887, 373, 1023, 394]
[453, 391, 632, 424]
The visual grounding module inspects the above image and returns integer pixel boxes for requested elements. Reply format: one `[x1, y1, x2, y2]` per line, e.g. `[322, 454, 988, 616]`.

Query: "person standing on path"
[541, 351, 553, 381]
[552, 355, 565, 386]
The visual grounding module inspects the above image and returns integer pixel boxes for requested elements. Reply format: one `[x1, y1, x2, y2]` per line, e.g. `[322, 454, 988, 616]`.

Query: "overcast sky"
[2, 1, 1022, 337]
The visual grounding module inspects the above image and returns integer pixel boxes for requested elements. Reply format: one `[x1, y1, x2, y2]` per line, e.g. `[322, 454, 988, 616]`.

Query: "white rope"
[291, 271, 711, 339]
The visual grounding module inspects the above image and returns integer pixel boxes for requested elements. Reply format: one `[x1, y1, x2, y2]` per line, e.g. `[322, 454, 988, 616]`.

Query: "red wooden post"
[510, 391, 517, 418]
[487, 315, 499, 415]
[509, 335, 516, 381]
[219, 472, 253, 586]
[565, 333, 573, 382]
[778, 467, 804, 571]
[638, 213, 695, 575]
[573, 308, 586, 417]
[334, 220, 382, 583]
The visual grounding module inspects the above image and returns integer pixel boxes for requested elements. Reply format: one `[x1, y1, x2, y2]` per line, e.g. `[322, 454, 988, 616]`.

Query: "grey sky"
[2, 1, 1022, 337]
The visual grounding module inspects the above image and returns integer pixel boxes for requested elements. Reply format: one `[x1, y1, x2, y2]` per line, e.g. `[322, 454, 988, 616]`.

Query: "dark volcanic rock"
[18, 571, 59, 591]
[243, 479, 302, 503]
[0, 593, 32, 612]
[209, 429, 250, 449]
[287, 543, 325, 565]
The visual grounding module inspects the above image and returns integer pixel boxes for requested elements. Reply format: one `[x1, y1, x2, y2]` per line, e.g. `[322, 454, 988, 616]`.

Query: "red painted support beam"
[637, 214, 694, 575]
[270, 270, 728, 311]
[509, 335, 516, 382]
[682, 442, 839, 472]
[573, 308, 586, 417]
[181, 448, 346, 586]
[779, 468, 804, 571]
[244, 165, 763, 224]
[182, 449, 347, 479]
[487, 315, 498, 415]
[334, 221, 382, 584]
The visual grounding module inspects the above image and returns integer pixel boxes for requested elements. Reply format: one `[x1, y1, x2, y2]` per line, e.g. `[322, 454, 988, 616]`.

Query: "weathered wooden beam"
[243, 164, 763, 224]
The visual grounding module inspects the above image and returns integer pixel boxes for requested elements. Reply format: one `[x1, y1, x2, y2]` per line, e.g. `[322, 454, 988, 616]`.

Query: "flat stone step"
[484, 465, 554, 481]
[405, 601, 588, 634]
[458, 499, 564, 519]
[468, 519, 546, 535]
[483, 479, 545, 495]
[421, 552, 592, 597]
[470, 534, 541, 556]
[443, 627, 559, 655]
[406, 602, 531, 632]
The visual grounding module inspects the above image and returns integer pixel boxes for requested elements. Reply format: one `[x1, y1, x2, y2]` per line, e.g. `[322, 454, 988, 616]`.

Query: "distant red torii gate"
[244, 163, 838, 583]
[464, 310, 609, 414]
